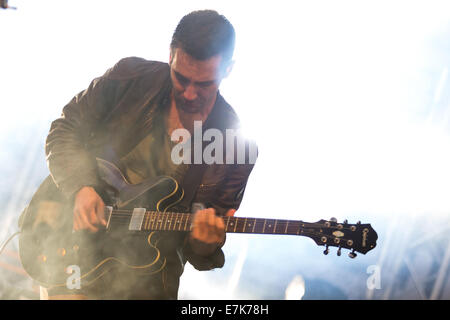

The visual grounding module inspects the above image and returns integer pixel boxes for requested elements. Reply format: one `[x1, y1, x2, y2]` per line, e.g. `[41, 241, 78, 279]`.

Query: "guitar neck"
[109, 209, 311, 236]
[222, 216, 309, 236]
[106, 208, 378, 255]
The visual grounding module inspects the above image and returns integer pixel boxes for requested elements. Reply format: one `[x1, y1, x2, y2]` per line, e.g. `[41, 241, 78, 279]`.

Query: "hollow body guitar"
[19, 158, 378, 290]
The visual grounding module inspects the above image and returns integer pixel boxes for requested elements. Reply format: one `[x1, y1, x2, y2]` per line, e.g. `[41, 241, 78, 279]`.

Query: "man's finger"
[73, 215, 79, 231]
[96, 201, 107, 226]
[79, 208, 98, 232]
[216, 216, 225, 231]
[207, 208, 216, 228]
[73, 209, 83, 231]
[89, 208, 99, 225]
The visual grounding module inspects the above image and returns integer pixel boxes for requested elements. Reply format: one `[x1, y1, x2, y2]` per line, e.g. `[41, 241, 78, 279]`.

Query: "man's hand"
[73, 186, 107, 232]
[188, 208, 236, 256]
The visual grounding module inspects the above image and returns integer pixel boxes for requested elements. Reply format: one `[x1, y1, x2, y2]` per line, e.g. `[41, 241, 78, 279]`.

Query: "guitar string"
[109, 214, 339, 231]
[106, 211, 365, 249]
[103, 210, 360, 232]
[107, 220, 359, 236]
[109, 209, 363, 227]
[101, 215, 360, 249]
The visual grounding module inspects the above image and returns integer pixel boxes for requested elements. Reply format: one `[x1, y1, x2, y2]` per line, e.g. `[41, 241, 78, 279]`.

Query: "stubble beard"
[173, 90, 204, 115]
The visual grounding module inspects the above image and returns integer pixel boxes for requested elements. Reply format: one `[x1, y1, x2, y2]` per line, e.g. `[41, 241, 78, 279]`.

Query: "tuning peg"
[330, 217, 337, 223]
[357, 221, 361, 225]
[323, 245, 329, 255]
[343, 219, 348, 224]
[337, 247, 342, 256]
[348, 249, 357, 259]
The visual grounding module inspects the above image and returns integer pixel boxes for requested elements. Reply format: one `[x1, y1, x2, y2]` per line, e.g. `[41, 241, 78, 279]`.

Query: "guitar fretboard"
[103, 207, 378, 255]
[107, 209, 312, 236]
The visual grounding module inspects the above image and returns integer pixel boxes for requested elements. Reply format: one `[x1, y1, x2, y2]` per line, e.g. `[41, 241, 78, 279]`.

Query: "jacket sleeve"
[46, 58, 170, 199]
[45, 68, 119, 199]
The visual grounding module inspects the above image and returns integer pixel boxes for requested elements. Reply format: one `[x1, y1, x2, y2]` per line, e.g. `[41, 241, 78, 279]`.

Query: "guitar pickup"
[129, 208, 146, 231]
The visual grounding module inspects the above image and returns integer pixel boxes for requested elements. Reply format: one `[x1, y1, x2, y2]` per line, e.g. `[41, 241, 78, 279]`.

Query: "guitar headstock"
[309, 218, 378, 258]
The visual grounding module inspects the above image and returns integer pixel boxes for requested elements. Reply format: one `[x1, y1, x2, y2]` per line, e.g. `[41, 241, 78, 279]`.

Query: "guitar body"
[18, 159, 184, 289]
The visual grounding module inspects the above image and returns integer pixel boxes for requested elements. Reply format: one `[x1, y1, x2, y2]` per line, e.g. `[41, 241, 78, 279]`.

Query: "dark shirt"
[44, 57, 257, 299]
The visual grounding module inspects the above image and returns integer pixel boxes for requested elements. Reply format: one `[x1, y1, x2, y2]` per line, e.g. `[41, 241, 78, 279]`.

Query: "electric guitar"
[18, 158, 378, 290]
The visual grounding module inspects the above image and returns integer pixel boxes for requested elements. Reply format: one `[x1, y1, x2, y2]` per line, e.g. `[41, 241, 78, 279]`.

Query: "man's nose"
[183, 83, 198, 101]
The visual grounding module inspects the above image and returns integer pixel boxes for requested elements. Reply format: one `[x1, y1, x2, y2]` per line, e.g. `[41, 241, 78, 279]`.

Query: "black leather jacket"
[44, 57, 257, 298]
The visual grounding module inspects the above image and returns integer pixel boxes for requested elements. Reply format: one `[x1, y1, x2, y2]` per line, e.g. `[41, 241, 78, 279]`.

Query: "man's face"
[169, 47, 227, 115]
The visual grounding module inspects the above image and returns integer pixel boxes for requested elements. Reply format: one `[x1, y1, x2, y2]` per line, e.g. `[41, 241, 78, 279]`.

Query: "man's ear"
[169, 48, 174, 65]
[222, 60, 235, 78]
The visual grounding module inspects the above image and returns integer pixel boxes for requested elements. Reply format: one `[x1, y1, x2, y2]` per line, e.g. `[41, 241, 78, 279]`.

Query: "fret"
[225, 216, 230, 232]
[141, 211, 146, 231]
[157, 212, 164, 230]
[177, 213, 182, 231]
[144, 211, 150, 231]
[147, 211, 153, 230]
[229, 218, 237, 232]
[233, 217, 238, 233]
[178, 213, 184, 231]
[150, 211, 157, 230]
[243, 217, 248, 233]
[161, 212, 167, 230]
[174, 212, 180, 231]
[149, 211, 155, 230]
[154, 211, 160, 230]
[170, 212, 176, 231]
[184, 213, 190, 231]
[165, 213, 172, 231]
[162, 212, 167, 230]
[285, 220, 289, 234]
[143, 211, 148, 230]
[166, 212, 170, 230]
[273, 219, 278, 234]
[168, 213, 172, 230]
[185, 213, 190, 231]
[252, 218, 256, 233]
[262, 219, 267, 233]
[148, 211, 154, 230]
[298, 221, 306, 235]
[266, 219, 275, 234]
[163, 212, 169, 230]
[238, 218, 246, 233]
[170, 213, 175, 230]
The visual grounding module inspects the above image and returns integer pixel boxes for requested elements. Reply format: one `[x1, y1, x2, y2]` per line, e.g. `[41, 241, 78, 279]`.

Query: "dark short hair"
[170, 10, 235, 64]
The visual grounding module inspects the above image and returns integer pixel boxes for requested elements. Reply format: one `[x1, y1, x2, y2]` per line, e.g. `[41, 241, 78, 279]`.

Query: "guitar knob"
[337, 247, 342, 256]
[57, 248, 66, 257]
[323, 245, 329, 255]
[348, 250, 357, 259]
